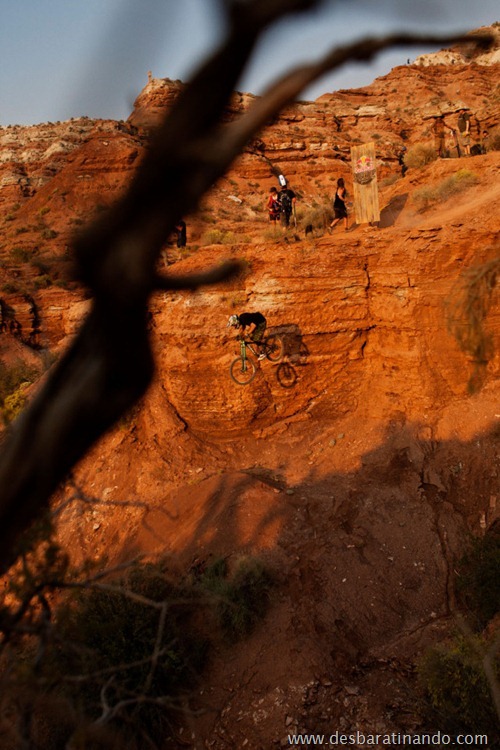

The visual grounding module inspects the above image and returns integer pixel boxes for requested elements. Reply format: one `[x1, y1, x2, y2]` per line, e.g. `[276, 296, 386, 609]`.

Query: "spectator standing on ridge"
[397, 146, 408, 177]
[432, 115, 454, 158]
[175, 219, 186, 248]
[278, 183, 297, 229]
[266, 187, 280, 224]
[457, 108, 472, 156]
[330, 177, 349, 232]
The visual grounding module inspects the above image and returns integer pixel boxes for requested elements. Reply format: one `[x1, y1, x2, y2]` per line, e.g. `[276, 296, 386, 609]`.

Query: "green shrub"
[404, 142, 437, 169]
[0, 360, 38, 404]
[201, 228, 245, 245]
[1, 281, 23, 294]
[10, 246, 33, 263]
[0, 361, 39, 422]
[38, 562, 208, 748]
[300, 201, 333, 232]
[3, 385, 29, 422]
[380, 174, 399, 187]
[488, 126, 500, 152]
[33, 274, 53, 289]
[413, 169, 479, 211]
[456, 534, 500, 628]
[31, 258, 51, 275]
[199, 556, 274, 641]
[418, 636, 499, 738]
[41, 228, 58, 240]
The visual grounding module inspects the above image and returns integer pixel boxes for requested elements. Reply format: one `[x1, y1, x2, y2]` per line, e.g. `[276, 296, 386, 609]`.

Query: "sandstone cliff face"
[151, 174, 499, 440]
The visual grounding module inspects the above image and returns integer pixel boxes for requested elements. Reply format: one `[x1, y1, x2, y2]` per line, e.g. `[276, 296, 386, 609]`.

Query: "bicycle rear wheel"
[265, 335, 284, 363]
[230, 356, 257, 385]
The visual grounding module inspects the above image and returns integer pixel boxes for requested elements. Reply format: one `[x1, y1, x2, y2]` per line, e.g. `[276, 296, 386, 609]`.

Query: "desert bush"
[10, 246, 33, 263]
[1, 281, 23, 294]
[488, 126, 500, 152]
[41, 228, 58, 240]
[0, 361, 39, 423]
[380, 174, 399, 187]
[0, 553, 274, 748]
[418, 636, 499, 738]
[300, 201, 333, 231]
[16, 562, 209, 749]
[456, 533, 500, 629]
[30, 258, 52, 275]
[262, 225, 283, 241]
[32, 274, 53, 290]
[198, 556, 274, 641]
[3, 386, 29, 423]
[0, 360, 38, 406]
[404, 142, 437, 169]
[412, 169, 479, 211]
[201, 228, 248, 245]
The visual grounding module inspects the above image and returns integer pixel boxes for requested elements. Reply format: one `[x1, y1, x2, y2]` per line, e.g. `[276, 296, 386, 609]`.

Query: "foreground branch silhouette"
[0, 0, 492, 571]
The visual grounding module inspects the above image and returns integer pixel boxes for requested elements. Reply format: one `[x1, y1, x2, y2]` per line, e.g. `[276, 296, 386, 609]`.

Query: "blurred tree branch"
[0, 0, 493, 572]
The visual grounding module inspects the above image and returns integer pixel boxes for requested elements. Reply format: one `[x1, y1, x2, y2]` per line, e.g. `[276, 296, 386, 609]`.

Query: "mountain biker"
[227, 312, 268, 360]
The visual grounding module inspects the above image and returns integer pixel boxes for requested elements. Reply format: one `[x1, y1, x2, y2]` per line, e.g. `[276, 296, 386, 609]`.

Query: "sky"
[0, 0, 498, 126]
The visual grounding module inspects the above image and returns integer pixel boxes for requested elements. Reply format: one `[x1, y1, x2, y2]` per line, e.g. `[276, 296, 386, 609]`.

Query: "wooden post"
[350, 142, 380, 225]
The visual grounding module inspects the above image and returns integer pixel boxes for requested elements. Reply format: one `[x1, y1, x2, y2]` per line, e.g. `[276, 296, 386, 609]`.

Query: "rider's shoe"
[258, 353, 267, 361]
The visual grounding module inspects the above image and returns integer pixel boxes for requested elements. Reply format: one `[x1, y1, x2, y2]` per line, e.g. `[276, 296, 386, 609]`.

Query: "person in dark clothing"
[330, 177, 349, 231]
[398, 146, 408, 177]
[175, 220, 186, 248]
[227, 312, 267, 359]
[432, 115, 455, 158]
[278, 185, 296, 228]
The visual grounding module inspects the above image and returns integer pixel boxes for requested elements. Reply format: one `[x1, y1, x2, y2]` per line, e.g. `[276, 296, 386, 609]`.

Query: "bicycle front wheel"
[230, 356, 257, 385]
[265, 335, 284, 363]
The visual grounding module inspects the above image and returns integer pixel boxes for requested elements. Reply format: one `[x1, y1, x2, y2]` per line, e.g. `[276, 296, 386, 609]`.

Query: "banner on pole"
[350, 142, 380, 225]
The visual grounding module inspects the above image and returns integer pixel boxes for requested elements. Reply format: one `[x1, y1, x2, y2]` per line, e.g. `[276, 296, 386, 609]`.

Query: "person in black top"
[330, 177, 349, 231]
[175, 219, 186, 248]
[227, 312, 267, 359]
[278, 185, 296, 228]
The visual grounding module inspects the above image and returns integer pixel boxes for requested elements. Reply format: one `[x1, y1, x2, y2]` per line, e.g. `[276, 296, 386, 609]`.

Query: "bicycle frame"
[238, 337, 262, 359]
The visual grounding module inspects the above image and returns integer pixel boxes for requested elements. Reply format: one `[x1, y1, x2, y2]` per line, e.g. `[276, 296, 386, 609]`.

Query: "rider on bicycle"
[227, 312, 267, 359]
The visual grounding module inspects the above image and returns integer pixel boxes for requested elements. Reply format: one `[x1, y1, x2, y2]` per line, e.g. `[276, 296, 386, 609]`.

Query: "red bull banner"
[350, 142, 380, 224]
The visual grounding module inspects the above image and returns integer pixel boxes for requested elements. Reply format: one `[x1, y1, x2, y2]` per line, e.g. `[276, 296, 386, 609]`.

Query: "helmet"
[227, 314, 239, 328]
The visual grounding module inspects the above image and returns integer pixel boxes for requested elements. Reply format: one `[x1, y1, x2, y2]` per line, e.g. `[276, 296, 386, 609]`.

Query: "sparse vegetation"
[412, 169, 479, 211]
[456, 533, 500, 629]
[380, 174, 399, 187]
[202, 228, 249, 245]
[10, 246, 34, 263]
[299, 199, 333, 232]
[418, 635, 500, 739]
[32, 274, 53, 289]
[0, 552, 274, 748]
[41, 228, 58, 240]
[404, 142, 437, 169]
[198, 556, 274, 642]
[0, 360, 39, 423]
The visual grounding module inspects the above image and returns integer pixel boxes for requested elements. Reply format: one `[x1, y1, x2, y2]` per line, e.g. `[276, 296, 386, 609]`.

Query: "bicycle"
[229, 334, 284, 385]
